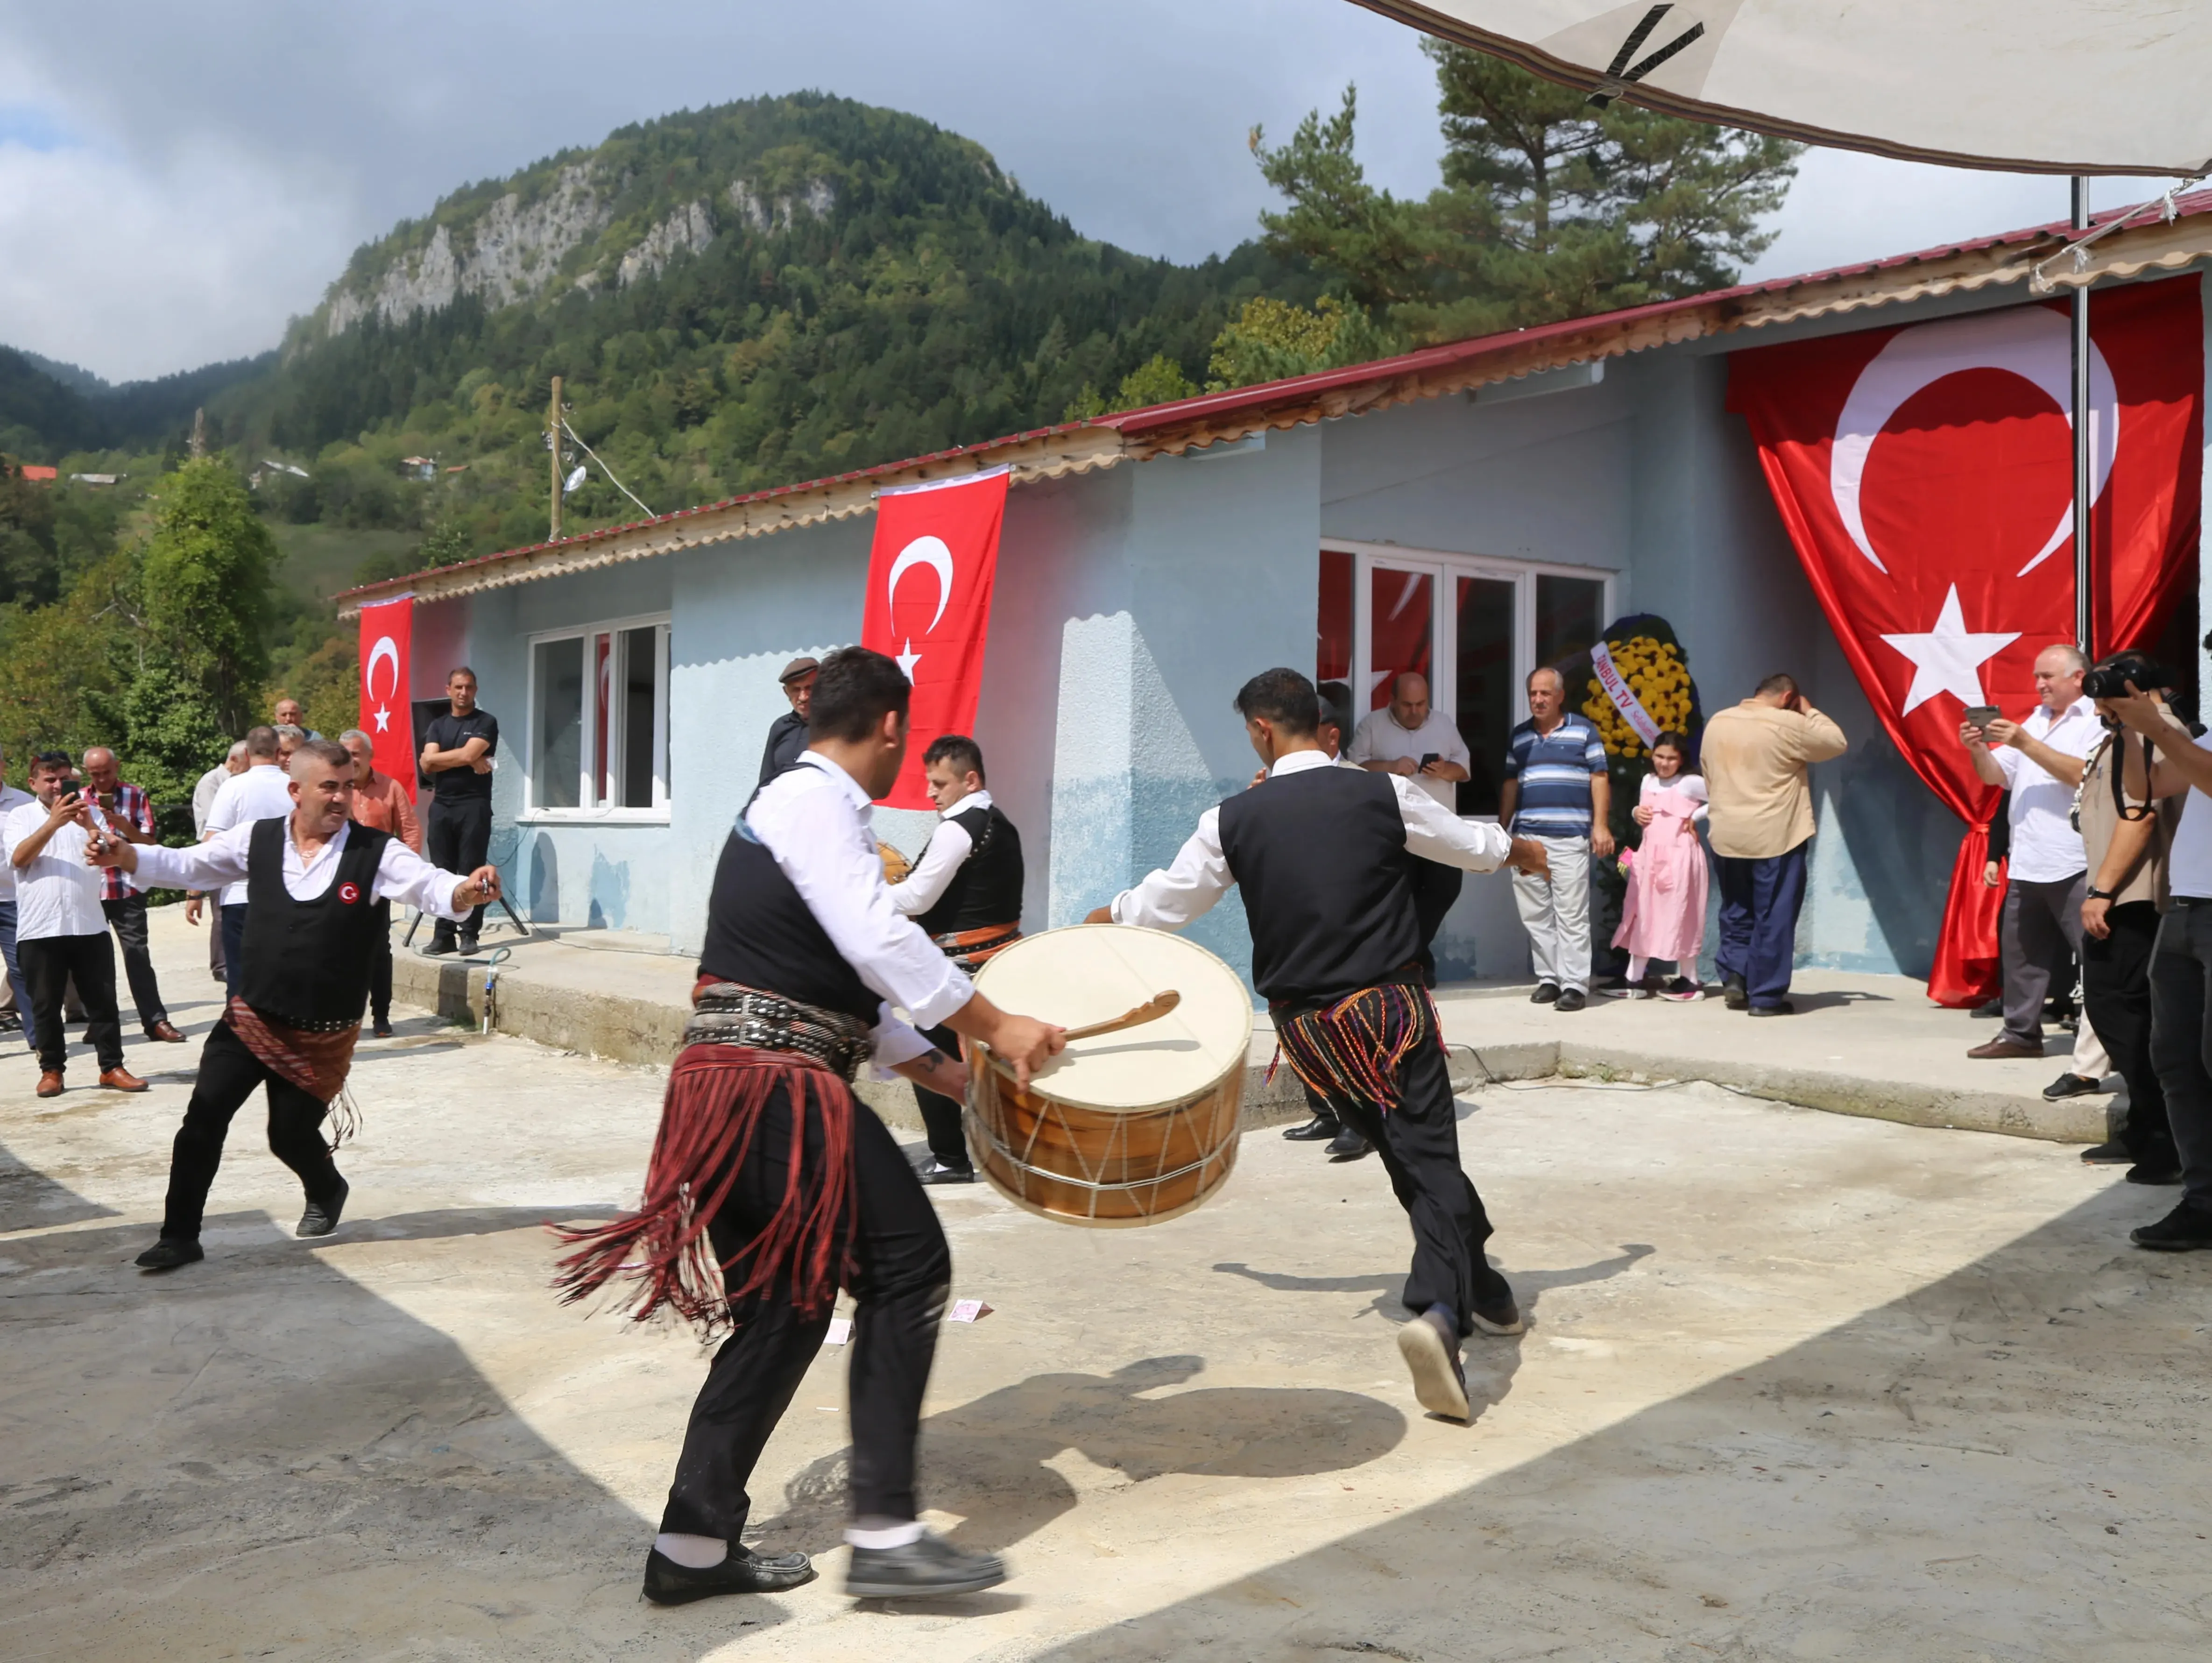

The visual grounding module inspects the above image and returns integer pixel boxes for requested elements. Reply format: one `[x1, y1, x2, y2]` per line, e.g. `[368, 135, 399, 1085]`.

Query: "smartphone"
[1420, 752, 1440, 768]
[1963, 704, 2000, 731]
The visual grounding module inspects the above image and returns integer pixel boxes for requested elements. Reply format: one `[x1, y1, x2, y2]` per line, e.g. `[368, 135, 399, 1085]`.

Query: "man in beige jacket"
[1701, 674, 1849, 1015]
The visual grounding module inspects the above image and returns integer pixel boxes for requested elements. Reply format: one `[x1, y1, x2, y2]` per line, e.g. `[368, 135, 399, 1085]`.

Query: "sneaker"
[2131, 1201, 2212, 1251]
[1660, 978, 1703, 1002]
[844, 1529, 1007, 1599]
[643, 1545, 815, 1605]
[0, 1010, 20, 1034]
[1529, 983, 1561, 1005]
[1395, 1305, 1471, 1421]
[1601, 984, 1652, 999]
[915, 1160, 975, 1185]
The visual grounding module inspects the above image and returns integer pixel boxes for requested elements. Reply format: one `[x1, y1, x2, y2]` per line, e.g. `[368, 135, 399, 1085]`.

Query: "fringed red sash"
[551, 1044, 857, 1338]
[224, 998, 363, 1148]
[1270, 981, 1443, 1116]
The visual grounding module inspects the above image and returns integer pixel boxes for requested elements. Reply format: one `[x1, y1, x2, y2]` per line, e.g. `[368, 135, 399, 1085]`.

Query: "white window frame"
[519, 611, 671, 823]
[1325, 538, 1618, 818]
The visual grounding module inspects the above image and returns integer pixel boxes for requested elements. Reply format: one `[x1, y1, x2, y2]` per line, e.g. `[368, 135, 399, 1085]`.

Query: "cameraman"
[2105, 658, 2212, 1250]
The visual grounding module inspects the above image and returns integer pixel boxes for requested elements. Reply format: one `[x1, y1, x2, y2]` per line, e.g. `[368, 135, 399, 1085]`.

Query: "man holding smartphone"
[1959, 644, 2101, 1062]
[1350, 672, 1476, 989]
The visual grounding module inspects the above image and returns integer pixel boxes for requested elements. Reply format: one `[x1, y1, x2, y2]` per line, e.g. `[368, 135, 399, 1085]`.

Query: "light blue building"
[342, 209, 2212, 994]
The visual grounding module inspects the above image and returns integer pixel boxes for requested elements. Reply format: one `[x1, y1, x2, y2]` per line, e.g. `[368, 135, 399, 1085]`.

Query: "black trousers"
[20, 933, 122, 1073]
[2082, 900, 2177, 1167]
[909, 1021, 970, 1170]
[1408, 859, 1464, 988]
[660, 1089, 951, 1540]
[1314, 1034, 1509, 1334]
[101, 893, 169, 1030]
[160, 1019, 341, 1241]
[426, 796, 492, 942]
[2148, 906, 2212, 1210]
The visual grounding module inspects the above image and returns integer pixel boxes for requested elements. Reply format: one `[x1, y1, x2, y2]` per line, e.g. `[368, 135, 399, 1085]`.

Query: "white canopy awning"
[1351, 1, 2212, 176]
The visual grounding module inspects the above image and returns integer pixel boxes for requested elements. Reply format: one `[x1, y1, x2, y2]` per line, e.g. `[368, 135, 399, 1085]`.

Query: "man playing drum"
[555, 648, 1063, 1606]
[889, 733, 1025, 1184]
[1088, 668, 1548, 1423]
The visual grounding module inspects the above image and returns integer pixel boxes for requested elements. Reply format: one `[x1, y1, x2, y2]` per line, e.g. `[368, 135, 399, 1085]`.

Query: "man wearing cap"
[759, 656, 820, 786]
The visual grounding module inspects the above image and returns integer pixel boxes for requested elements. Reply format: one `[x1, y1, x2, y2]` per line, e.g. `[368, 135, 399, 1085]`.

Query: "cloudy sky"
[0, 0, 2173, 383]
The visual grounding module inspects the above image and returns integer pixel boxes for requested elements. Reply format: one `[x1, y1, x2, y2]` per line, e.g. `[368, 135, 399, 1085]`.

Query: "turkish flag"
[1728, 278, 2202, 1004]
[861, 467, 1010, 809]
[357, 594, 416, 803]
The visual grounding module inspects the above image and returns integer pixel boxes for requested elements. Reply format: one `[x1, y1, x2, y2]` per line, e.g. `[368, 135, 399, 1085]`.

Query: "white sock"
[653, 1533, 728, 1568]
[844, 1521, 925, 1550]
[1628, 955, 1648, 982]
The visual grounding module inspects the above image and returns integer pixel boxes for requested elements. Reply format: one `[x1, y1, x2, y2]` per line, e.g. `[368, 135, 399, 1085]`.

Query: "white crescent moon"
[1830, 305, 2117, 578]
[366, 636, 402, 700]
[886, 535, 955, 636]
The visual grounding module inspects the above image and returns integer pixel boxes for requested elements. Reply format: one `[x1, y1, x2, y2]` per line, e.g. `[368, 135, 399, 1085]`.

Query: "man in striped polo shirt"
[1498, 667, 1613, 1012]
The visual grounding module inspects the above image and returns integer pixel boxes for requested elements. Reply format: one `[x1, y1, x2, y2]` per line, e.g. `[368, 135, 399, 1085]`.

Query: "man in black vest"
[554, 648, 1063, 1607]
[1088, 668, 1548, 1423]
[91, 741, 500, 1273]
[757, 655, 819, 786]
[889, 734, 1024, 1183]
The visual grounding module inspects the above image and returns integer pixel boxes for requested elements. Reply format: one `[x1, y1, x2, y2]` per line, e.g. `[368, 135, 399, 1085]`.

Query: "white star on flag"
[372, 704, 391, 733]
[1878, 585, 2020, 715]
[896, 639, 922, 679]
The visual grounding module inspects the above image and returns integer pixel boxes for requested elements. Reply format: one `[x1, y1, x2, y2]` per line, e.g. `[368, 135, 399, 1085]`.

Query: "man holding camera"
[1959, 645, 2101, 1062]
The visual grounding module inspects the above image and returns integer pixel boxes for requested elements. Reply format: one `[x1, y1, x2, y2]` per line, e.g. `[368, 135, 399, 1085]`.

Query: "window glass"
[1318, 548, 1353, 684]
[533, 637, 583, 810]
[622, 625, 658, 808]
[1535, 574, 1606, 681]
[1454, 576, 1516, 816]
[1368, 566, 1433, 711]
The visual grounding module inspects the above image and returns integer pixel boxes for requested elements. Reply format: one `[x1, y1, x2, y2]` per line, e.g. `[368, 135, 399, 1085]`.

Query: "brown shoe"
[1967, 1037, 2043, 1061]
[98, 1067, 149, 1093]
[146, 1021, 186, 1044]
[35, 1070, 64, 1098]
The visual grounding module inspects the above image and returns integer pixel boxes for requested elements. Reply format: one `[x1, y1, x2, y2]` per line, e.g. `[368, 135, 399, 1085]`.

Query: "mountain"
[0, 345, 273, 465]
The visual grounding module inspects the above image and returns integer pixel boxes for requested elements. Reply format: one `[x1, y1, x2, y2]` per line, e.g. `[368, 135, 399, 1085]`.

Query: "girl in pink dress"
[1609, 731, 1708, 1000]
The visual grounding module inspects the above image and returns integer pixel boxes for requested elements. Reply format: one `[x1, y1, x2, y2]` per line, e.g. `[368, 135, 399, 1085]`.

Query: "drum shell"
[963, 1043, 1244, 1227]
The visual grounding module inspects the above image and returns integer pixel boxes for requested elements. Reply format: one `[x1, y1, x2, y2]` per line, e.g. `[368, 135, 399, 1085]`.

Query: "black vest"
[1216, 764, 1421, 1005]
[237, 817, 393, 1025]
[699, 816, 881, 1025]
[915, 802, 1025, 937]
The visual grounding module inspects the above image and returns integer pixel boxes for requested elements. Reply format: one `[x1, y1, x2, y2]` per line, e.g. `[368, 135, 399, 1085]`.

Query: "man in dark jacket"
[757, 656, 819, 786]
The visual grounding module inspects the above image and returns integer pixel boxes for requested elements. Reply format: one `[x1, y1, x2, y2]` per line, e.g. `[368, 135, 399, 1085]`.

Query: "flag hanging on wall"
[356, 594, 417, 803]
[1726, 277, 2202, 1005]
[860, 467, 1011, 809]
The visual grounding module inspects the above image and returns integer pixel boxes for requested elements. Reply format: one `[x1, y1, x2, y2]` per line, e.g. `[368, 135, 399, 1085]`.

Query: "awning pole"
[2072, 178, 2093, 657]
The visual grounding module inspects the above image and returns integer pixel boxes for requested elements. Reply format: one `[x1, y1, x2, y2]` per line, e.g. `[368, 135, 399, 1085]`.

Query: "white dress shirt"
[1110, 748, 1515, 931]
[1993, 696, 2100, 884]
[202, 763, 297, 905]
[1347, 707, 1473, 812]
[889, 788, 995, 918]
[130, 818, 472, 920]
[191, 764, 232, 838]
[0, 783, 30, 901]
[2, 798, 108, 940]
[745, 751, 972, 1071]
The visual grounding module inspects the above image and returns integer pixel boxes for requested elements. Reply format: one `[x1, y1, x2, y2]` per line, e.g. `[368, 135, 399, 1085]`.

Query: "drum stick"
[1059, 989, 1180, 1042]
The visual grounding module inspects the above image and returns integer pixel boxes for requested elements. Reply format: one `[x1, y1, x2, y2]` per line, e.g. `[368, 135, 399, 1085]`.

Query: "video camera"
[2082, 654, 2175, 700]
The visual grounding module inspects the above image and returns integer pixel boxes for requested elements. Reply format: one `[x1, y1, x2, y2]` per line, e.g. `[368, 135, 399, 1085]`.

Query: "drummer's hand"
[988, 1013, 1066, 1089]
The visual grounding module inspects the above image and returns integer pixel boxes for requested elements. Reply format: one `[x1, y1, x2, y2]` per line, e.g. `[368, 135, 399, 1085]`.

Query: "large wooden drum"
[965, 924, 1252, 1227]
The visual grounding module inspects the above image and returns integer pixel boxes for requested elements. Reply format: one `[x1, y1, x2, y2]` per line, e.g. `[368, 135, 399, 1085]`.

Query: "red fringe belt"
[1270, 981, 1442, 1116]
[551, 1044, 857, 1338]
[224, 998, 363, 1148]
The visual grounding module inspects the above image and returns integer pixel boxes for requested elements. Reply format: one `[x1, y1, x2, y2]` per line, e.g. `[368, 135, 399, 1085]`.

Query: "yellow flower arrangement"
[1581, 634, 1696, 759]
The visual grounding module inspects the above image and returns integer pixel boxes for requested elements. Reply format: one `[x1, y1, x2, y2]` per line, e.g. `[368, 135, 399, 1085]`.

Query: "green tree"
[96, 651, 231, 842]
[1206, 294, 1403, 389]
[140, 460, 279, 736]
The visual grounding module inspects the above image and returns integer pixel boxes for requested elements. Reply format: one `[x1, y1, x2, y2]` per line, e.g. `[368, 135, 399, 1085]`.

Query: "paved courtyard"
[2, 918, 2208, 1661]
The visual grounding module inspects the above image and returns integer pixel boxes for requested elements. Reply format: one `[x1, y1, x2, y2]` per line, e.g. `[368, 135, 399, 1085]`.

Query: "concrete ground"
[3, 911, 2206, 1662]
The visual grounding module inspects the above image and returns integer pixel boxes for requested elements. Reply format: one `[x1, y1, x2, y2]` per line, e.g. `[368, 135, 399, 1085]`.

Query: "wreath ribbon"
[1590, 641, 1664, 746]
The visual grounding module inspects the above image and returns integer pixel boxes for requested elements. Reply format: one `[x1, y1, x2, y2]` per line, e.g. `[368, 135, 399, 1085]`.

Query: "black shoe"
[915, 1160, 975, 1185]
[2131, 1201, 2212, 1251]
[135, 1238, 204, 1272]
[372, 1020, 394, 1039]
[2080, 1140, 2132, 1165]
[2126, 1163, 2184, 1186]
[1470, 1292, 1525, 1336]
[1748, 1001, 1795, 1017]
[1971, 997, 2004, 1019]
[1529, 982, 1560, 1005]
[1282, 1113, 1342, 1141]
[1326, 1125, 1372, 1160]
[844, 1529, 1007, 1599]
[643, 1545, 815, 1605]
[421, 938, 457, 957]
[0, 1011, 19, 1034]
[297, 1175, 349, 1238]
[1395, 1305, 1471, 1421]
[2043, 1073, 2102, 1100]
[1723, 975, 1749, 1011]
[1554, 987, 1587, 1012]
[456, 936, 481, 956]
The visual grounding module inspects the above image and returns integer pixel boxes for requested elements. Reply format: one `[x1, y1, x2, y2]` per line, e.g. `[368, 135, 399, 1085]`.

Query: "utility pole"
[2071, 179, 2092, 657]
[190, 406, 206, 460]
[548, 375, 564, 541]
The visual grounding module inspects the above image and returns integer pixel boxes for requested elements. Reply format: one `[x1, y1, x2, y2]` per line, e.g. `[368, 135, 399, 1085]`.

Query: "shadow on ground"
[0, 1137, 115, 1231]
[1040, 1184, 2212, 1661]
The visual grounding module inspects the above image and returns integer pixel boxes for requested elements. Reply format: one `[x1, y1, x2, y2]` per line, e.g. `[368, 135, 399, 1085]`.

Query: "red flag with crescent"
[357, 594, 416, 803]
[860, 467, 1010, 809]
[1727, 277, 2201, 1005]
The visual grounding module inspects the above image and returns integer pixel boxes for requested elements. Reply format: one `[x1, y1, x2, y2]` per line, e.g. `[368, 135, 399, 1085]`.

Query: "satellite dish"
[564, 464, 588, 495]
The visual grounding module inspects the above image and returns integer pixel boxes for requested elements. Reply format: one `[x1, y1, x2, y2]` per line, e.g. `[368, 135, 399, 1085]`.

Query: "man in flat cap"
[759, 656, 820, 787]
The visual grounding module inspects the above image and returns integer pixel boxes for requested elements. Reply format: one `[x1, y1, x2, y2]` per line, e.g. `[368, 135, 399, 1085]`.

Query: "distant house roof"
[338, 187, 2212, 617]
[18, 464, 57, 482]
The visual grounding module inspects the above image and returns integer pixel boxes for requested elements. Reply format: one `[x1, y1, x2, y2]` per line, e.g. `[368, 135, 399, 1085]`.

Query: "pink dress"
[1614, 774, 1709, 964]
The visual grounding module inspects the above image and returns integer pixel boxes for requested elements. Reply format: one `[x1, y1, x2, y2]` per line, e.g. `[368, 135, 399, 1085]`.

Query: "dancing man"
[887, 733, 1025, 1183]
[90, 741, 500, 1271]
[555, 648, 1062, 1606]
[1087, 668, 1547, 1422]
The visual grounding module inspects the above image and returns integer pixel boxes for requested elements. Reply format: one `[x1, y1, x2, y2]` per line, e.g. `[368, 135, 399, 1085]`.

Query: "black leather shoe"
[135, 1238, 204, 1271]
[456, 937, 481, 957]
[372, 1021, 395, 1039]
[1723, 974, 1749, 1010]
[2132, 1201, 2212, 1250]
[1282, 1113, 1342, 1141]
[421, 938, 457, 957]
[1529, 982, 1560, 1005]
[915, 1160, 976, 1185]
[1325, 1125, 1372, 1160]
[1748, 1001, 1795, 1017]
[1554, 987, 1587, 1012]
[2043, 1073, 2103, 1100]
[297, 1175, 349, 1238]
[643, 1545, 815, 1605]
[2126, 1163, 2183, 1186]
[844, 1529, 1007, 1599]
[2080, 1140, 2132, 1165]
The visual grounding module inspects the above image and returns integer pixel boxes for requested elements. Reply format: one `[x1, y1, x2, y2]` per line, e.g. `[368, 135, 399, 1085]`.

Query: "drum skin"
[964, 924, 1251, 1227]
